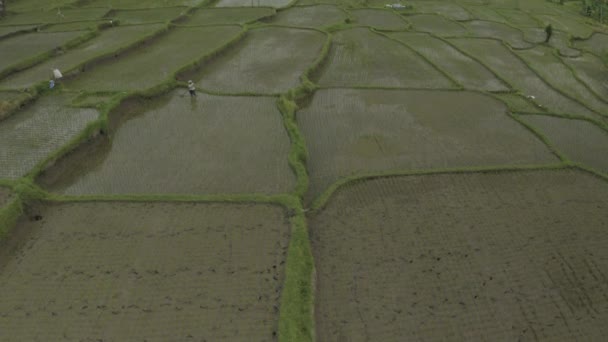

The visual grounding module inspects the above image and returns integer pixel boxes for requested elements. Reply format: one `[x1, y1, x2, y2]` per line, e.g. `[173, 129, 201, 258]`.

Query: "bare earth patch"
[311, 170, 608, 341]
[0, 202, 289, 341]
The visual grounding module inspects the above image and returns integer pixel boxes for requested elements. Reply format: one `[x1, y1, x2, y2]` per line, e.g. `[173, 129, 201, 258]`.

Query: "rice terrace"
[0, 0, 607, 340]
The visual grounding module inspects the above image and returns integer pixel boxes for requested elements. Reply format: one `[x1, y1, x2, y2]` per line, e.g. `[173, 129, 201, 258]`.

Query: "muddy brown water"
[310, 170, 608, 341]
[0, 202, 289, 341]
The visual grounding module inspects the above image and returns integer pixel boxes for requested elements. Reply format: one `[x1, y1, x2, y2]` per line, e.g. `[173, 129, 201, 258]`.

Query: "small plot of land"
[270, 5, 345, 28]
[516, 46, 608, 116]
[194, 27, 325, 94]
[0, 95, 98, 180]
[492, 93, 544, 113]
[5, 0, 77, 12]
[460, 5, 508, 24]
[0, 25, 38, 39]
[497, 9, 541, 27]
[0, 202, 289, 341]
[389, 32, 509, 92]
[66, 26, 243, 92]
[81, 0, 206, 9]
[404, 0, 473, 21]
[519, 115, 608, 174]
[41, 20, 109, 32]
[108, 7, 188, 24]
[0, 31, 89, 75]
[573, 33, 608, 57]
[563, 53, 608, 100]
[402, 14, 468, 37]
[0, 8, 109, 25]
[318, 28, 455, 89]
[215, 0, 292, 8]
[535, 13, 594, 39]
[0, 24, 165, 90]
[298, 89, 556, 200]
[463, 20, 533, 49]
[186, 7, 275, 25]
[311, 170, 608, 341]
[350, 9, 408, 31]
[548, 31, 581, 57]
[449, 38, 595, 117]
[40, 92, 294, 195]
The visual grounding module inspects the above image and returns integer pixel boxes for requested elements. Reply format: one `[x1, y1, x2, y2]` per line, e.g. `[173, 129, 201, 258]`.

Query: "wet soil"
[311, 170, 608, 341]
[0, 201, 289, 341]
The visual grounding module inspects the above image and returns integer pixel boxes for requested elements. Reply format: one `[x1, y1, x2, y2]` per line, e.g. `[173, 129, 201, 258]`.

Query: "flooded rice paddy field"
[1, 0, 607, 339]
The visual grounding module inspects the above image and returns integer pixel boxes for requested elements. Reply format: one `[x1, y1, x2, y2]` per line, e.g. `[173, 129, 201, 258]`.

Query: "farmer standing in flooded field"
[188, 80, 196, 97]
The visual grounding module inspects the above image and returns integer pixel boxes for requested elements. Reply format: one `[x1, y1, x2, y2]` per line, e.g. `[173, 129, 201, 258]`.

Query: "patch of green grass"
[278, 212, 315, 342]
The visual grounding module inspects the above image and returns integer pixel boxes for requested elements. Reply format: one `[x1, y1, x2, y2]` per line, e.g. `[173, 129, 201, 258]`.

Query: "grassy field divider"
[0, 91, 37, 122]
[372, 28, 463, 89]
[516, 111, 608, 133]
[0, 30, 98, 80]
[310, 163, 570, 211]
[278, 210, 315, 342]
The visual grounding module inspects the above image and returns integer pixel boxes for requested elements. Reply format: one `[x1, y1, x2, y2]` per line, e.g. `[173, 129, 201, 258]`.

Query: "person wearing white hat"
[187, 80, 196, 97]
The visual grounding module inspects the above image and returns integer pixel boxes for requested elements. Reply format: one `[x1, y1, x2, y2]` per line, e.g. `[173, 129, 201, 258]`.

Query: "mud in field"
[460, 5, 508, 23]
[449, 38, 596, 118]
[66, 26, 242, 92]
[270, 5, 345, 28]
[0, 202, 289, 341]
[311, 170, 608, 341]
[298, 89, 556, 201]
[519, 115, 608, 174]
[318, 28, 456, 89]
[186, 7, 275, 25]
[0, 95, 99, 180]
[497, 9, 541, 27]
[39, 91, 295, 195]
[406, 14, 468, 37]
[389, 32, 509, 92]
[0, 30, 89, 75]
[350, 9, 408, 31]
[193, 27, 325, 94]
[0, 24, 165, 90]
[41, 20, 109, 32]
